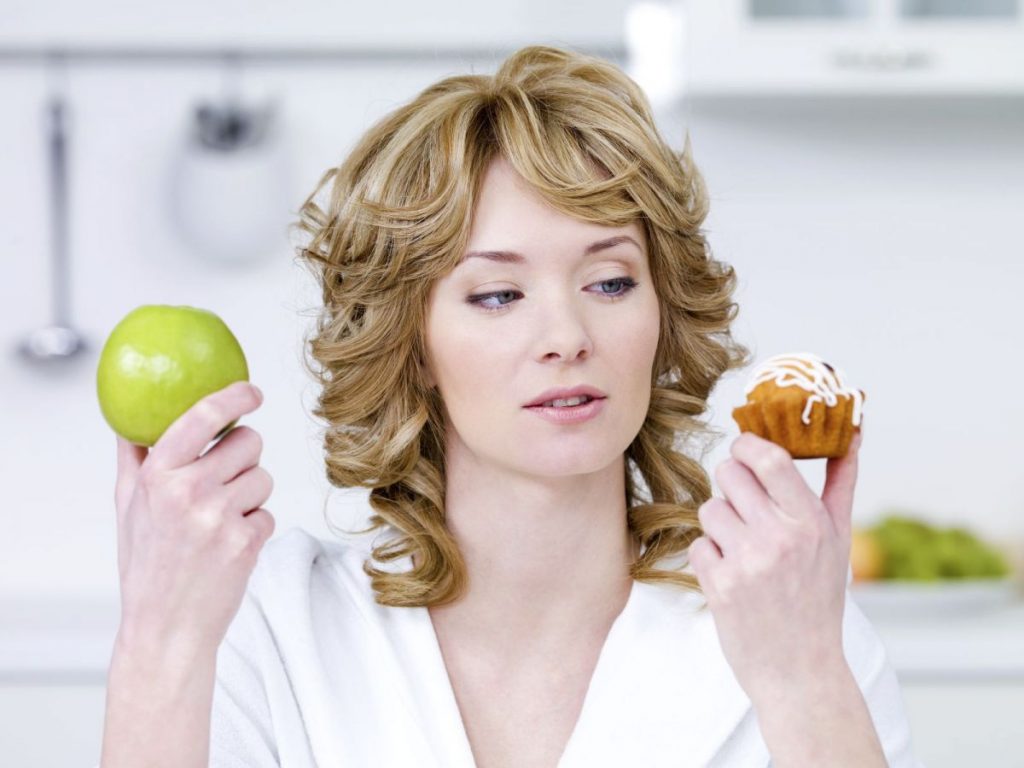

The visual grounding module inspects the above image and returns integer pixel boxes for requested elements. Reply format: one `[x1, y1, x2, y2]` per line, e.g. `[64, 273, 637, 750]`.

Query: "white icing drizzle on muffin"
[743, 352, 864, 427]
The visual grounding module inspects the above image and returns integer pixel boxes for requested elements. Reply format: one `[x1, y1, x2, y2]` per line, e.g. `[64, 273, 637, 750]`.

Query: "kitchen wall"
[2, 4, 1023, 609]
[3, 5, 1024, 767]
[678, 93, 1024, 551]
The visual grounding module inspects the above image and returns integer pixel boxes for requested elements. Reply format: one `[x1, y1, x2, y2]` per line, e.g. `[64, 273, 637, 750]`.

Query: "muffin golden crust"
[731, 352, 866, 459]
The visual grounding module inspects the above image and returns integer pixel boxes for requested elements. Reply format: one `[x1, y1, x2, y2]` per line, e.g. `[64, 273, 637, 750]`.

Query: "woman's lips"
[525, 397, 606, 424]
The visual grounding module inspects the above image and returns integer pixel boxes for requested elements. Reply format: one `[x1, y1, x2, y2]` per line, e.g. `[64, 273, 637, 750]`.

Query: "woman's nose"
[537, 303, 594, 362]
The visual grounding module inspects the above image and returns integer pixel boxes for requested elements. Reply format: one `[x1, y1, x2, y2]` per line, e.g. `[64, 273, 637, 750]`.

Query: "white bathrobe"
[209, 527, 924, 767]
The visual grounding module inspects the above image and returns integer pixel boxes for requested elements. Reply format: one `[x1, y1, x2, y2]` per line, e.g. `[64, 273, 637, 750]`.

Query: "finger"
[115, 435, 148, 515]
[149, 381, 262, 472]
[730, 432, 819, 521]
[714, 456, 775, 526]
[687, 535, 722, 581]
[219, 465, 274, 516]
[697, 496, 747, 556]
[240, 507, 276, 545]
[822, 427, 863, 541]
[195, 425, 263, 485]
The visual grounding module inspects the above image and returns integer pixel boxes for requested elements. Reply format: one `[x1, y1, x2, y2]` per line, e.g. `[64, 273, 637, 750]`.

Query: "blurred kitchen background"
[2, 0, 1023, 765]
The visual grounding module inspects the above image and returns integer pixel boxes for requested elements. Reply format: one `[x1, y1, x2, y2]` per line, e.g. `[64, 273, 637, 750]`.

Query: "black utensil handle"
[47, 95, 70, 329]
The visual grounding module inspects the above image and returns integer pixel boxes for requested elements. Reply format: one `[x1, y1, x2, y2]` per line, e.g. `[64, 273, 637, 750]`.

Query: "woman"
[100, 45, 922, 767]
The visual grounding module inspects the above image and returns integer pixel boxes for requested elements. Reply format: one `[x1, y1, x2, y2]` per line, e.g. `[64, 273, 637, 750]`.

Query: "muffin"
[731, 352, 865, 459]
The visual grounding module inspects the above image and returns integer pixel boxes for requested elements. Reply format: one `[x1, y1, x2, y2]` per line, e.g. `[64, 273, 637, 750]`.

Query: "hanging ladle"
[16, 81, 89, 365]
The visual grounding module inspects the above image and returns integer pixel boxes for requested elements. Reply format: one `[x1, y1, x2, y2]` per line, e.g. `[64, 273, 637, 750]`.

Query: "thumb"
[115, 435, 148, 517]
[821, 426, 863, 540]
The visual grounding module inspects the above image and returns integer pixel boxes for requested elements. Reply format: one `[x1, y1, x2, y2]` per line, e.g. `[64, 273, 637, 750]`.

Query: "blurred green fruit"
[869, 512, 1013, 581]
[96, 304, 249, 447]
[979, 548, 1011, 578]
[933, 530, 972, 578]
[876, 514, 932, 542]
[885, 545, 942, 580]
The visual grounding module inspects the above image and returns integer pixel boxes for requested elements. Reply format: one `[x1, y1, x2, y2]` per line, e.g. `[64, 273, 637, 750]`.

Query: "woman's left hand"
[688, 428, 864, 703]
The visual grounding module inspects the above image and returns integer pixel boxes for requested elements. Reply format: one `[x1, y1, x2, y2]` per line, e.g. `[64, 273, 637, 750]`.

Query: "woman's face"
[422, 155, 661, 477]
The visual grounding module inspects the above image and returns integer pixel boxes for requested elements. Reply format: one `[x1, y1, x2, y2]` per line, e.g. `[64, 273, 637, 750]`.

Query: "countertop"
[3, 586, 1024, 685]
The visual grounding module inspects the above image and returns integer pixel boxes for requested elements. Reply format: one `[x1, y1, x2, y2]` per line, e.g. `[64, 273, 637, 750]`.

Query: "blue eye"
[467, 277, 639, 313]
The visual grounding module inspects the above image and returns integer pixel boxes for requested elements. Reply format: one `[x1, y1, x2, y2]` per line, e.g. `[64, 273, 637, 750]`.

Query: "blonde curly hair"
[292, 44, 751, 608]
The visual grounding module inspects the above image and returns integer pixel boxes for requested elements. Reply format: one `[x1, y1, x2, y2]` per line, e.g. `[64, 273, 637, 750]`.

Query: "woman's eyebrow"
[458, 235, 641, 266]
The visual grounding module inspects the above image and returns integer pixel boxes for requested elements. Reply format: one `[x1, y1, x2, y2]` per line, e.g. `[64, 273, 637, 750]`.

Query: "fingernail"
[252, 385, 264, 402]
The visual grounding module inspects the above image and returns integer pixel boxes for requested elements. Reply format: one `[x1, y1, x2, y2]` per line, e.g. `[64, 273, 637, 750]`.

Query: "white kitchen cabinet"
[682, 0, 1024, 95]
[0, 684, 106, 767]
[2, 677, 1023, 766]
[0, 0, 635, 52]
[2, 596, 1023, 766]
[901, 682, 1024, 767]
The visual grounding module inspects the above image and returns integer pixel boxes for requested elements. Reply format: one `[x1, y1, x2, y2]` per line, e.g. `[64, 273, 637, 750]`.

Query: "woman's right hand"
[112, 380, 276, 656]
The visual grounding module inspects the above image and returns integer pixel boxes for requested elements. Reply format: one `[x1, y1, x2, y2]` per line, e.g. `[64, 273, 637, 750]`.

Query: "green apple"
[96, 304, 250, 447]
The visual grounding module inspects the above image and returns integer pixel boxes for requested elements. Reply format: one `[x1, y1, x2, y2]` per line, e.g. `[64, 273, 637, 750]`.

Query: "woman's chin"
[514, 450, 626, 478]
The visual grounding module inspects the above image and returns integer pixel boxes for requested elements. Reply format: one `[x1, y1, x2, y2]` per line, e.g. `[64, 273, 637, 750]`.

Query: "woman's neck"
[419, 447, 637, 658]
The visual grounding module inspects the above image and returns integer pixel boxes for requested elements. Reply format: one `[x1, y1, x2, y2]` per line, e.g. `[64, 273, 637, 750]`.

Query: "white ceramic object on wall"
[165, 97, 292, 267]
